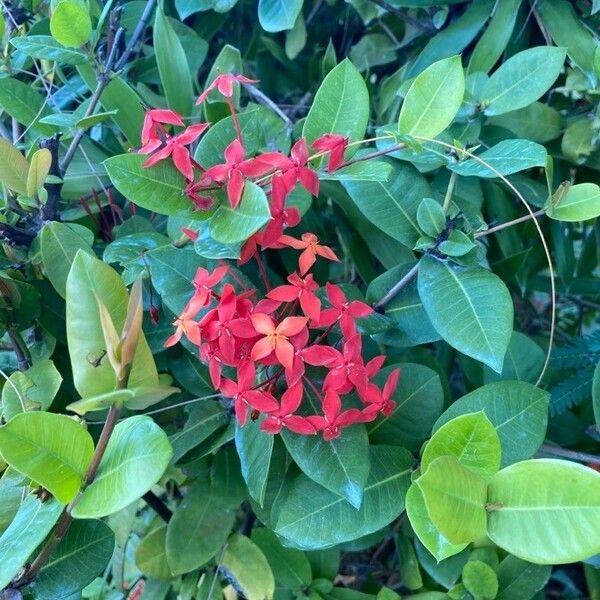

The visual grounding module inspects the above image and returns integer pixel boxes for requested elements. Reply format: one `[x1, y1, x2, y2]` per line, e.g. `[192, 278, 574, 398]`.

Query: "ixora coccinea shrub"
[1, 1, 600, 599]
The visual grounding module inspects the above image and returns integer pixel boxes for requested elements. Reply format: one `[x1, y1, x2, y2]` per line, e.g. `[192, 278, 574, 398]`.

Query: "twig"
[538, 444, 600, 465]
[114, 0, 157, 72]
[339, 143, 405, 169]
[7, 330, 30, 371]
[474, 209, 545, 238]
[367, 0, 435, 32]
[243, 83, 293, 135]
[142, 491, 173, 522]
[372, 263, 419, 312]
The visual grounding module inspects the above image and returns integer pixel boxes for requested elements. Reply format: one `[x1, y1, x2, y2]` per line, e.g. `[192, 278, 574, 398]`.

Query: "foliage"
[0, 1, 599, 599]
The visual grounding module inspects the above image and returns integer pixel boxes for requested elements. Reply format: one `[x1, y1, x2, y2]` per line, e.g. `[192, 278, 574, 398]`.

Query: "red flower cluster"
[141, 73, 399, 440]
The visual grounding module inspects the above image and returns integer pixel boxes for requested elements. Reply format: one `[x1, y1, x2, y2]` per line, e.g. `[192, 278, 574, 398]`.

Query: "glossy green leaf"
[418, 256, 513, 372]
[546, 183, 600, 222]
[482, 46, 566, 116]
[258, 0, 303, 32]
[0, 138, 29, 195]
[434, 381, 549, 467]
[487, 459, 600, 564]
[1, 358, 62, 421]
[275, 446, 412, 550]
[417, 198, 446, 237]
[104, 154, 190, 216]
[66, 251, 158, 397]
[342, 161, 432, 248]
[210, 182, 270, 244]
[0, 412, 93, 504]
[0, 469, 25, 536]
[462, 560, 498, 600]
[0, 78, 54, 136]
[421, 412, 501, 480]
[483, 331, 545, 384]
[487, 102, 561, 143]
[367, 363, 444, 451]
[303, 59, 369, 146]
[222, 534, 275, 600]
[417, 455, 487, 545]
[40, 222, 94, 299]
[50, 0, 92, 47]
[399, 56, 465, 139]
[154, 8, 194, 117]
[166, 477, 236, 575]
[235, 417, 274, 506]
[72, 416, 172, 518]
[449, 140, 547, 178]
[135, 523, 173, 580]
[0, 496, 64, 590]
[405, 484, 467, 562]
[282, 422, 369, 509]
[34, 519, 115, 600]
[10, 35, 87, 64]
[495, 555, 551, 600]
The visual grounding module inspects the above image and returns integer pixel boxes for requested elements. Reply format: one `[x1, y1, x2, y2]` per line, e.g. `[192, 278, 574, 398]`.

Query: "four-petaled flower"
[280, 232, 339, 275]
[262, 175, 300, 247]
[250, 314, 308, 370]
[312, 133, 349, 172]
[267, 272, 321, 322]
[164, 294, 205, 348]
[261, 383, 316, 435]
[280, 139, 320, 196]
[196, 73, 258, 105]
[141, 109, 184, 145]
[307, 389, 363, 441]
[319, 283, 373, 337]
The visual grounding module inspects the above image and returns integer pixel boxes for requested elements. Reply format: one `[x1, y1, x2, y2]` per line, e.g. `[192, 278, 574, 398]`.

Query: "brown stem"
[538, 444, 600, 466]
[474, 209, 545, 238]
[338, 143, 405, 169]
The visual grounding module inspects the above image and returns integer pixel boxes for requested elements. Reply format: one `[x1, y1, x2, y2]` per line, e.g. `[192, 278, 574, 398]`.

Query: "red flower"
[164, 293, 205, 348]
[219, 362, 278, 425]
[141, 109, 184, 145]
[307, 389, 362, 441]
[204, 138, 274, 209]
[250, 313, 308, 370]
[192, 265, 229, 308]
[262, 175, 301, 247]
[200, 342, 223, 388]
[280, 139, 319, 196]
[140, 123, 209, 180]
[181, 227, 199, 242]
[312, 133, 349, 172]
[261, 383, 316, 435]
[359, 368, 400, 418]
[185, 178, 214, 211]
[196, 73, 258, 105]
[318, 283, 373, 337]
[279, 233, 339, 275]
[267, 272, 321, 322]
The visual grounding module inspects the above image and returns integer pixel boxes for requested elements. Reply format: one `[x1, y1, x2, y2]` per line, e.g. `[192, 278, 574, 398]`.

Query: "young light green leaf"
[487, 459, 600, 564]
[0, 138, 30, 196]
[50, 0, 92, 47]
[72, 416, 172, 518]
[546, 182, 600, 222]
[399, 56, 465, 139]
[26, 148, 52, 196]
[417, 455, 488, 545]
[482, 46, 566, 116]
[418, 256, 513, 372]
[421, 412, 501, 480]
[462, 560, 498, 600]
[222, 534, 275, 600]
[0, 412, 94, 504]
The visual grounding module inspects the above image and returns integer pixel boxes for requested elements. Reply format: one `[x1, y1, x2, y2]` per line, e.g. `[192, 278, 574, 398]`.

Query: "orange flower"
[164, 294, 204, 347]
[279, 233, 339, 275]
[250, 313, 307, 370]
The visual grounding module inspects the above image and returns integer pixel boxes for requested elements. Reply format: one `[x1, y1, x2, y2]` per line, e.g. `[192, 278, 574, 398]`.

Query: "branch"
[114, 0, 157, 72]
[366, 0, 435, 32]
[243, 83, 293, 135]
[538, 444, 600, 466]
[142, 491, 173, 522]
[7, 330, 30, 371]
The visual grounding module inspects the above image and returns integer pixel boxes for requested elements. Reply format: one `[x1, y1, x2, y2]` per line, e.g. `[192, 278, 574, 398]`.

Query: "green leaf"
[0, 78, 54, 136]
[0, 496, 63, 590]
[546, 183, 600, 222]
[367, 364, 444, 451]
[0, 138, 29, 195]
[593, 360, 600, 432]
[72, 416, 172, 518]
[449, 140, 547, 178]
[221, 534, 275, 600]
[154, 8, 194, 117]
[40, 222, 94, 299]
[66, 388, 136, 416]
[26, 148, 52, 196]
[34, 519, 115, 600]
[421, 412, 501, 480]
[0, 469, 25, 536]
[405, 483, 467, 562]
[483, 331, 545, 384]
[104, 154, 190, 216]
[275, 446, 412, 550]
[282, 423, 369, 509]
[417, 198, 446, 237]
[434, 381, 549, 467]
[50, 0, 92, 47]
[462, 560, 498, 600]
[417, 455, 487, 545]
[487, 459, 600, 564]
[487, 102, 561, 143]
[482, 46, 566, 116]
[418, 256, 513, 373]
[342, 161, 433, 248]
[399, 56, 465, 139]
[10, 35, 87, 64]
[1, 359, 62, 421]
[0, 412, 93, 504]
[135, 523, 173, 580]
[166, 477, 236, 575]
[235, 417, 274, 506]
[76, 110, 120, 130]
[66, 251, 158, 397]
[252, 528, 312, 590]
[303, 59, 370, 146]
[258, 0, 303, 32]
[495, 555, 551, 600]
[210, 182, 270, 244]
